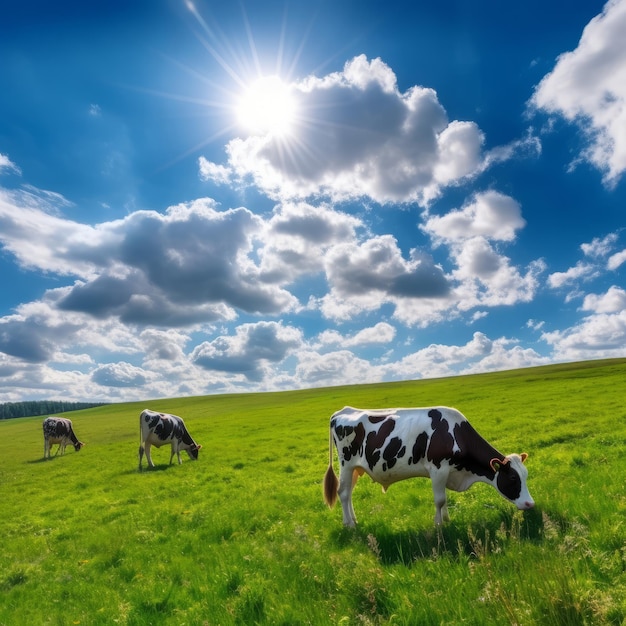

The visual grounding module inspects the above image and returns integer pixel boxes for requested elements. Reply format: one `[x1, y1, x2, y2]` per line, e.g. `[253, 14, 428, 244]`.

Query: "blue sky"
[1, 0, 625, 403]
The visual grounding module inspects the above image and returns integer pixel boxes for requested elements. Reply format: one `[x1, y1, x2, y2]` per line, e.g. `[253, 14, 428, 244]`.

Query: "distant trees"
[0, 401, 107, 420]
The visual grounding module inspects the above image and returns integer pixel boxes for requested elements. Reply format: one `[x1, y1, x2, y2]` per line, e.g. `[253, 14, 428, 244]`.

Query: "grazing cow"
[43, 417, 84, 460]
[323, 406, 534, 526]
[138, 409, 202, 471]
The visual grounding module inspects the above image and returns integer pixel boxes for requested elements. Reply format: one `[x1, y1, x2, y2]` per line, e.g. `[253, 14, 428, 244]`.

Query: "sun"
[235, 75, 297, 138]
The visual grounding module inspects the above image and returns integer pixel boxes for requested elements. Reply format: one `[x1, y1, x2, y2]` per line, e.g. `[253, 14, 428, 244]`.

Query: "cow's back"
[140, 409, 188, 445]
[43, 416, 72, 440]
[330, 406, 468, 482]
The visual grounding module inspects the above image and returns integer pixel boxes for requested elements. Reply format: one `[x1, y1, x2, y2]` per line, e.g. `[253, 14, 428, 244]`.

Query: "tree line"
[0, 401, 107, 420]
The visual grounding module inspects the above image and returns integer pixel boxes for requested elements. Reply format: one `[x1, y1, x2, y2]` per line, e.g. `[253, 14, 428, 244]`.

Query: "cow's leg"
[169, 443, 182, 465]
[169, 442, 182, 465]
[431, 470, 450, 525]
[138, 444, 145, 471]
[144, 442, 155, 468]
[44, 438, 49, 460]
[338, 465, 358, 527]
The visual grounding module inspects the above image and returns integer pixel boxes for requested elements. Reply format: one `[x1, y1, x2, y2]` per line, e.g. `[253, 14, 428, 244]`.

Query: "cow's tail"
[323, 426, 339, 509]
[138, 411, 145, 472]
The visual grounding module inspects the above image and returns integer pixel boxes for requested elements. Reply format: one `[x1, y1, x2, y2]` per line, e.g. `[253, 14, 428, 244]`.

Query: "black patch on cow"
[333, 421, 366, 466]
[146, 412, 162, 429]
[342, 422, 366, 464]
[154, 416, 175, 441]
[365, 418, 396, 470]
[368, 414, 389, 424]
[381, 436, 406, 471]
[450, 421, 503, 479]
[496, 463, 522, 501]
[426, 409, 454, 468]
[408, 431, 428, 465]
[335, 424, 354, 441]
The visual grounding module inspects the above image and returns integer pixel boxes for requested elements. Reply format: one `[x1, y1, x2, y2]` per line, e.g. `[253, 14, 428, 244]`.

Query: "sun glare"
[236, 75, 297, 137]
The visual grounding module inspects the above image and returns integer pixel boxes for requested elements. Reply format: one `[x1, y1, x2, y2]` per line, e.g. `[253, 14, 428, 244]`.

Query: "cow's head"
[73, 441, 85, 452]
[490, 453, 534, 510]
[187, 444, 202, 460]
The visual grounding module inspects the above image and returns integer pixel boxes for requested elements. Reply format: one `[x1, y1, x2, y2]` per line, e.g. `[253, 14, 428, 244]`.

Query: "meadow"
[1, 358, 626, 625]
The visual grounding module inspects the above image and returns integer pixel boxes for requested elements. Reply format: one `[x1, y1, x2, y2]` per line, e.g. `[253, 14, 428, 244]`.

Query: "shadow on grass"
[135, 464, 172, 473]
[331, 506, 545, 566]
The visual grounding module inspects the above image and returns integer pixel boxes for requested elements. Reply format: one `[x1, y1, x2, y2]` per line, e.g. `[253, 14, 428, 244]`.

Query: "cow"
[323, 406, 534, 526]
[43, 417, 84, 460]
[138, 409, 202, 471]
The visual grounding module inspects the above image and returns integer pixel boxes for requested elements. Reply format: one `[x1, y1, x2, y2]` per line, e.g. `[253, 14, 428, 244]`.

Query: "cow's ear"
[490, 457, 509, 472]
[197, 444, 203, 450]
[520, 452, 528, 463]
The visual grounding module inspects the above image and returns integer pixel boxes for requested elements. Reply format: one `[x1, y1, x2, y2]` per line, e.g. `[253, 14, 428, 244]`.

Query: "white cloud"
[531, 0, 626, 184]
[451, 239, 544, 309]
[581, 285, 626, 313]
[581, 232, 619, 258]
[259, 201, 362, 282]
[320, 234, 450, 322]
[210, 55, 492, 205]
[548, 231, 621, 289]
[295, 349, 383, 386]
[387, 332, 549, 380]
[198, 156, 232, 184]
[190, 321, 303, 382]
[527, 319, 545, 331]
[607, 248, 626, 270]
[0, 153, 21, 175]
[547, 261, 597, 288]
[91, 361, 149, 387]
[423, 190, 526, 243]
[317, 322, 396, 347]
[0, 193, 298, 323]
[420, 191, 541, 312]
[542, 309, 626, 361]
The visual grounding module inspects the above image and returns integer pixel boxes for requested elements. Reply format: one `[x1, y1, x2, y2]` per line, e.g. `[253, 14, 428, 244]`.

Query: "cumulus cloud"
[542, 309, 626, 361]
[608, 248, 626, 270]
[295, 349, 383, 386]
[530, 0, 626, 185]
[548, 231, 621, 289]
[581, 233, 619, 258]
[198, 157, 232, 184]
[317, 322, 396, 347]
[204, 55, 493, 204]
[91, 362, 148, 387]
[581, 285, 626, 313]
[259, 202, 362, 282]
[0, 308, 84, 363]
[548, 261, 596, 289]
[191, 321, 303, 381]
[0, 194, 298, 325]
[320, 234, 450, 321]
[387, 332, 549, 380]
[421, 191, 542, 311]
[423, 191, 526, 243]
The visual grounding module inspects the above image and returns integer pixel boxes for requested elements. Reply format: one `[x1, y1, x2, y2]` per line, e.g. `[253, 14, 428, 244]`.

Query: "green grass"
[2, 358, 626, 625]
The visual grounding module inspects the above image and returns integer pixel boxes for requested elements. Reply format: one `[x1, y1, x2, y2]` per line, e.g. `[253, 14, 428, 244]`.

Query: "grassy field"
[1, 358, 626, 625]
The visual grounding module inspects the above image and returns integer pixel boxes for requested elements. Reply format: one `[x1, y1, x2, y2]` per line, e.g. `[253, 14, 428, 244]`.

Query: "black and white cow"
[43, 417, 84, 460]
[138, 409, 202, 471]
[323, 406, 534, 526]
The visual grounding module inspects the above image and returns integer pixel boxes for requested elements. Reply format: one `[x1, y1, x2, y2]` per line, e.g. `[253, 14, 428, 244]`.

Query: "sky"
[1, 0, 625, 403]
